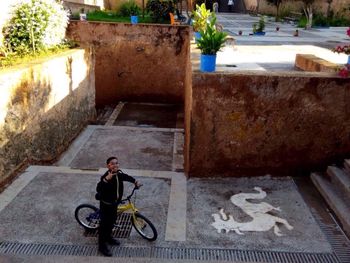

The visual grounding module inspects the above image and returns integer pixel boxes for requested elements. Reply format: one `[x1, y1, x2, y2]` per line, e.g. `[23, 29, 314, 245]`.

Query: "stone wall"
[63, 1, 102, 14]
[244, 0, 349, 16]
[66, 21, 190, 107]
[186, 71, 350, 177]
[0, 49, 96, 189]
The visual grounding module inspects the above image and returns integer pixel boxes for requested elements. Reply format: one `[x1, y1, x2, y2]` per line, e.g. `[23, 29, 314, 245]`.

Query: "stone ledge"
[295, 54, 338, 73]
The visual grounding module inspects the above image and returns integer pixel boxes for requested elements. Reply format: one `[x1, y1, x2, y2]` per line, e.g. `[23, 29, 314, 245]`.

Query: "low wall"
[186, 71, 350, 177]
[63, 1, 101, 14]
[0, 48, 96, 189]
[66, 21, 190, 107]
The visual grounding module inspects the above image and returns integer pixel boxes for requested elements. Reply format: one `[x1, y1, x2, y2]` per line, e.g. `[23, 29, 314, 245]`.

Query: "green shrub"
[146, 0, 175, 22]
[197, 16, 227, 55]
[119, 0, 141, 16]
[192, 3, 213, 32]
[3, 0, 69, 55]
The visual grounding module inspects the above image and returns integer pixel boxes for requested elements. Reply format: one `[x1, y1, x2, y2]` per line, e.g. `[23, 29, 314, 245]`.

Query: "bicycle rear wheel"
[131, 213, 158, 241]
[75, 204, 100, 230]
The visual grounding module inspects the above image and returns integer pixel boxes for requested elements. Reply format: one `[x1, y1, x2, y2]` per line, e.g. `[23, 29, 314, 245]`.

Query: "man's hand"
[135, 181, 142, 189]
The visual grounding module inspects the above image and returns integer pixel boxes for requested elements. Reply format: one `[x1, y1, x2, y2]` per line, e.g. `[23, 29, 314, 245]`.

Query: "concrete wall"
[244, 0, 349, 15]
[186, 71, 350, 177]
[63, 1, 102, 14]
[66, 21, 190, 107]
[0, 49, 96, 189]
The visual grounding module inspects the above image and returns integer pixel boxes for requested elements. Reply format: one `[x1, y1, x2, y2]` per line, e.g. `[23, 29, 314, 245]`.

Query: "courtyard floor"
[1, 13, 350, 263]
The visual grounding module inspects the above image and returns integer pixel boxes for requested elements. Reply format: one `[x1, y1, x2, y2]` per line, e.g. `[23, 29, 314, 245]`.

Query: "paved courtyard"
[191, 13, 350, 72]
[1, 102, 350, 262]
[1, 13, 350, 263]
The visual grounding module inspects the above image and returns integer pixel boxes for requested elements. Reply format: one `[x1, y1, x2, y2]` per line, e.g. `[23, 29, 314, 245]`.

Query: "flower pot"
[79, 13, 87, 21]
[238, 30, 242, 35]
[347, 56, 350, 65]
[254, 32, 266, 36]
[200, 54, 217, 72]
[194, 32, 201, 43]
[131, 15, 138, 24]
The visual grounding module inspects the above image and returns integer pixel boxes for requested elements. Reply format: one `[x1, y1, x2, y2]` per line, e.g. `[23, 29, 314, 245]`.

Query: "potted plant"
[253, 16, 266, 35]
[197, 16, 227, 72]
[192, 3, 212, 42]
[130, 3, 140, 24]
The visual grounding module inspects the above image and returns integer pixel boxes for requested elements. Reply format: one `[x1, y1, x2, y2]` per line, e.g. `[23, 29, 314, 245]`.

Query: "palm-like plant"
[192, 3, 213, 32]
[197, 16, 227, 55]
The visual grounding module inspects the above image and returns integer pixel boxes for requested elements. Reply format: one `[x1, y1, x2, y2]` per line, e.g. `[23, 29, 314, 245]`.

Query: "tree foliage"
[3, 0, 69, 55]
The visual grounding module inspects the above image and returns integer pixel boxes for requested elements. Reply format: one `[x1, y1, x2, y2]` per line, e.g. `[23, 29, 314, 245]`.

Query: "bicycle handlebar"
[121, 184, 143, 202]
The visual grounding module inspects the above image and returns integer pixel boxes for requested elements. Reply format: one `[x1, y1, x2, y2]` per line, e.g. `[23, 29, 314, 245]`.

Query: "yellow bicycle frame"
[117, 200, 140, 223]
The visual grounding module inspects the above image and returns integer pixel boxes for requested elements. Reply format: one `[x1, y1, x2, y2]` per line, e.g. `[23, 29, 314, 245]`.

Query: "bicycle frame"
[116, 186, 141, 222]
[117, 200, 138, 215]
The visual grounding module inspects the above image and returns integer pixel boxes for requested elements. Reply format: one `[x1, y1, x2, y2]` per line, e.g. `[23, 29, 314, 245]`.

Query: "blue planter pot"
[347, 56, 350, 65]
[194, 32, 201, 43]
[131, 15, 138, 24]
[254, 31, 266, 36]
[200, 54, 217, 72]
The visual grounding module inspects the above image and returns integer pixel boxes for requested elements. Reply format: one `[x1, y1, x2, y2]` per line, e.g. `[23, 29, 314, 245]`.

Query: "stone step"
[344, 159, 350, 173]
[327, 166, 350, 200]
[311, 172, 350, 236]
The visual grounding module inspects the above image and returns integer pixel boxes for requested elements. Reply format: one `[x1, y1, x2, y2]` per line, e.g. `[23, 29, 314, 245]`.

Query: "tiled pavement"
[1, 16, 350, 262]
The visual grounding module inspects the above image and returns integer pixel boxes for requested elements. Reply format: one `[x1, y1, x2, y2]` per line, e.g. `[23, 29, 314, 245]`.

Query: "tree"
[300, 0, 316, 29]
[265, 0, 284, 21]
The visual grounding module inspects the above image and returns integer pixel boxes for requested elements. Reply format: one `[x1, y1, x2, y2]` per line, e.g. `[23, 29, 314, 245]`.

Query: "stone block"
[295, 54, 338, 73]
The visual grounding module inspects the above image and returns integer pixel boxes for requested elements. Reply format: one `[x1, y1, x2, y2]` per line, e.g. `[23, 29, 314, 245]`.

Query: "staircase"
[311, 160, 350, 237]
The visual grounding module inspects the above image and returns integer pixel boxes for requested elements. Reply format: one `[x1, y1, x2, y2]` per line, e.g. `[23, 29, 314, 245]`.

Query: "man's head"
[106, 156, 119, 172]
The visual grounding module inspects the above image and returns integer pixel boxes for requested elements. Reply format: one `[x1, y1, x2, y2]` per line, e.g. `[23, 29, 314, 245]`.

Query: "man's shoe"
[107, 237, 121, 246]
[99, 245, 112, 257]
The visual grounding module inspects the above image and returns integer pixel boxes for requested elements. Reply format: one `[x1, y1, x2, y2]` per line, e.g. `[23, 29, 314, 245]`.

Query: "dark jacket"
[96, 169, 136, 205]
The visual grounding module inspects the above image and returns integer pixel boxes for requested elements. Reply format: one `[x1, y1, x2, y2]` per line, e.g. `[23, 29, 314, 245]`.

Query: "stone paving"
[1, 102, 350, 262]
[1, 17, 350, 261]
[191, 13, 350, 72]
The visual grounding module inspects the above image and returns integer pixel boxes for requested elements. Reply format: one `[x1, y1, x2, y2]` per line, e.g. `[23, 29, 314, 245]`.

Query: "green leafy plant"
[192, 3, 212, 32]
[119, 0, 141, 16]
[253, 16, 265, 33]
[146, 0, 174, 22]
[3, 0, 69, 55]
[197, 16, 227, 55]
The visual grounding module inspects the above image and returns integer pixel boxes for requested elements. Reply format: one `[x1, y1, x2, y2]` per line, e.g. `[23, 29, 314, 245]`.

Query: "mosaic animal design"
[211, 187, 293, 236]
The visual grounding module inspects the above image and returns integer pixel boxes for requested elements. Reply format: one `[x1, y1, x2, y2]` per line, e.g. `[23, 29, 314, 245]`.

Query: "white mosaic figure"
[211, 187, 293, 236]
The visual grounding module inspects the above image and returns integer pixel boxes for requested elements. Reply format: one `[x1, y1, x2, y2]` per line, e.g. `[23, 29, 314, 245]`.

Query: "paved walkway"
[1, 101, 350, 262]
[191, 13, 349, 72]
[1, 15, 350, 261]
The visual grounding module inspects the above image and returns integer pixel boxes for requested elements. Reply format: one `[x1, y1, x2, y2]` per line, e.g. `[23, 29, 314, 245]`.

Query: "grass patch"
[0, 43, 77, 68]
[78, 10, 166, 24]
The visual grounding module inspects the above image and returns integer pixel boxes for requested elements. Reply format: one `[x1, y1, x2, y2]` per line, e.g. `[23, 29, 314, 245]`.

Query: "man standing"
[228, 0, 234, 12]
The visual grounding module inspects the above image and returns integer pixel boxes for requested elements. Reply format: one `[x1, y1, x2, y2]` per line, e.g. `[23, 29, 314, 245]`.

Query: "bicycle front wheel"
[132, 213, 158, 241]
[75, 204, 100, 230]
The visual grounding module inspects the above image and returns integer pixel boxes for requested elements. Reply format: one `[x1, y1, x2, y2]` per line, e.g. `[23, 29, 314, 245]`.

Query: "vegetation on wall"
[146, 0, 175, 22]
[119, 0, 141, 16]
[1, 0, 71, 68]
[3, 0, 69, 55]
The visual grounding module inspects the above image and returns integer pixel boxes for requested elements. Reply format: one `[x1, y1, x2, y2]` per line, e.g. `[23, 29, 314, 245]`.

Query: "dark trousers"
[99, 202, 117, 247]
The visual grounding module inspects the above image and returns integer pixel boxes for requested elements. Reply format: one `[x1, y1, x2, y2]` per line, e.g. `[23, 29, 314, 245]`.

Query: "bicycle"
[74, 185, 158, 241]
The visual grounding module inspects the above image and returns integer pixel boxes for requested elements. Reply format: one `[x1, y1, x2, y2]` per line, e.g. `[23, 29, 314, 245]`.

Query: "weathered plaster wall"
[0, 49, 96, 189]
[66, 21, 190, 107]
[244, 0, 349, 15]
[187, 71, 350, 177]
